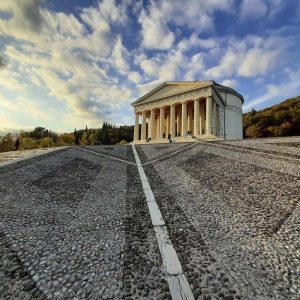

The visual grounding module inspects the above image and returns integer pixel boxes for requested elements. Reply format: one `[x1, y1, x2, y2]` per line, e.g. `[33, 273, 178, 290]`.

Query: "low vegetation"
[0, 123, 134, 153]
[243, 96, 300, 138]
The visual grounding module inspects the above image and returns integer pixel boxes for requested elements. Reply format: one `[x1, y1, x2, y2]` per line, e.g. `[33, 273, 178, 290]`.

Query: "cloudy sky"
[0, 0, 299, 133]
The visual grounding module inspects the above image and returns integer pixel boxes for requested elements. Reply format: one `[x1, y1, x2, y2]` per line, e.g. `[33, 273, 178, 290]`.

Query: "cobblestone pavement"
[0, 137, 299, 299]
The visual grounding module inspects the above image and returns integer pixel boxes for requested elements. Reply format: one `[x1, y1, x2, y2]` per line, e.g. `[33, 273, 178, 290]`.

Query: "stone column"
[166, 113, 169, 136]
[159, 107, 164, 139]
[199, 103, 202, 135]
[170, 104, 175, 138]
[194, 99, 200, 136]
[216, 105, 220, 137]
[187, 108, 191, 133]
[156, 115, 160, 139]
[206, 96, 213, 135]
[141, 111, 147, 140]
[176, 113, 180, 136]
[134, 113, 139, 141]
[181, 102, 187, 137]
[200, 104, 205, 135]
[212, 101, 217, 136]
[150, 109, 156, 139]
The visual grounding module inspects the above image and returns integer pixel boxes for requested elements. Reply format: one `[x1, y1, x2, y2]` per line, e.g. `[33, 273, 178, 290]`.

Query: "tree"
[74, 129, 80, 145]
[117, 129, 122, 143]
[89, 131, 97, 145]
[30, 127, 47, 139]
[80, 131, 90, 145]
[60, 133, 75, 145]
[245, 124, 263, 138]
[243, 96, 300, 138]
[0, 133, 14, 152]
[101, 122, 109, 144]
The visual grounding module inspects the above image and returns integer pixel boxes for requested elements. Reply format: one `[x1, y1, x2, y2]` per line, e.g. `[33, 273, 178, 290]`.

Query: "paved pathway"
[0, 137, 299, 299]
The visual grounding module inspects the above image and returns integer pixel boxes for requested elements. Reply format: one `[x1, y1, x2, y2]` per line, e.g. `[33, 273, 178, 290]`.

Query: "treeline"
[243, 96, 300, 138]
[0, 123, 134, 152]
[73, 122, 133, 145]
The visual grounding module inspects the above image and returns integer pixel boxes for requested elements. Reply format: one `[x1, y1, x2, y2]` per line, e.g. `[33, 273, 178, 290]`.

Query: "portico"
[132, 81, 244, 142]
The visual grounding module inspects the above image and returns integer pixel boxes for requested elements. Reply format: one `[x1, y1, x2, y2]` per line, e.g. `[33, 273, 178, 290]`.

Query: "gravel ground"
[83, 145, 136, 163]
[0, 147, 170, 299]
[0, 229, 44, 300]
[136, 143, 195, 164]
[0, 148, 126, 299]
[123, 164, 170, 299]
[138, 149, 242, 300]
[140, 137, 300, 299]
[219, 136, 300, 157]
[0, 147, 68, 164]
[1, 137, 299, 299]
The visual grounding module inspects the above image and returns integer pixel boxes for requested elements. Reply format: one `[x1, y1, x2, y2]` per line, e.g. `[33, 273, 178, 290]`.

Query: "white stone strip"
[75, 146, 136, 166]
[132, 144, 195, 300]
[167, 275, 195, 300]
[199, 141, 300, 162]
[142, 142, 199, 166]
[154, 226, 182, 275]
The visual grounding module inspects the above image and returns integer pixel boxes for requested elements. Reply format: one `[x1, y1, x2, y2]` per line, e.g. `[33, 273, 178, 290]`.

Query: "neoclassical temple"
[132, 80, 244, 142]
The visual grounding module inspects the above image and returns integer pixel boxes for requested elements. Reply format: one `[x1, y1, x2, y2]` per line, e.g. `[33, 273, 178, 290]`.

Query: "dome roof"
[214, 82, 244, 103]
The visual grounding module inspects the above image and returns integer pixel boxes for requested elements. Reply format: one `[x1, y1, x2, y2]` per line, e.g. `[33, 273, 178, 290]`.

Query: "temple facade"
[131, 81, 244, 142]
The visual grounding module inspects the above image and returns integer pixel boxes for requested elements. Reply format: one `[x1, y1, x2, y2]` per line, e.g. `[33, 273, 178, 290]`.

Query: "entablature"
[134, 87, 214, 113]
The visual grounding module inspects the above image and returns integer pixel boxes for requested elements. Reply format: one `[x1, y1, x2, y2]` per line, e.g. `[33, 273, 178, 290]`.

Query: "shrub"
[20, 137, 38, 150]
[40, 137, 54, 148]
[119, 139, 128, 144]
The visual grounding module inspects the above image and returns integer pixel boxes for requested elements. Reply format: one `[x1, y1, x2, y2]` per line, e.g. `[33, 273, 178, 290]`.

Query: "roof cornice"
[132, 81, 214, 106]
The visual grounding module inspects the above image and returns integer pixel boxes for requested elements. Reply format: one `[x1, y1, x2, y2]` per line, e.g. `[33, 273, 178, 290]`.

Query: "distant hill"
[243, 96, 300, 138]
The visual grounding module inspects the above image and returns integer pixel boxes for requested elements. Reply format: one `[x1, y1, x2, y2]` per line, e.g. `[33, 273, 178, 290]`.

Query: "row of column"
[134, 96, 218, 141]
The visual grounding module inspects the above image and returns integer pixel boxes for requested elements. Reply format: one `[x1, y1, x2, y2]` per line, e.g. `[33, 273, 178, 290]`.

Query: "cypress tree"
[74, 129, 80, 145]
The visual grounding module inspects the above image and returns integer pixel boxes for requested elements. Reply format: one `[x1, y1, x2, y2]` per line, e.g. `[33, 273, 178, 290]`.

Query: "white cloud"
[80, 0, 129, 31]
[136, 79, 164, 97]
[0, 94, 48, 121]
[221, 79, 238, 89]
[138, 6, 175, 50]
[128, 72, 142, 84]
[138, 0, 233, 50]
[139, 48, 185, 81]
[0, 67, 27, 91]
[238, 48, 279, 77]
[205, 35, 290, 79]
[0, 0, 136, 130]
[0, 0, 43, 41]
[240, 0, 288, 21]
[184, 53, 205, 81]
[110, 36, 130, 75]
[243, 68, 300, 111]
[240, 0, 268, 19]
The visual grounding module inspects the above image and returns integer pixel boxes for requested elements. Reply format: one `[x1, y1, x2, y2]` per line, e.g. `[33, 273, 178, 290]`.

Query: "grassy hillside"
[243, 96, 300, 138]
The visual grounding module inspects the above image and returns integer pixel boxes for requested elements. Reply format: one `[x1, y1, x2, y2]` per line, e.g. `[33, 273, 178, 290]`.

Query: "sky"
[0, 0, 299, 134]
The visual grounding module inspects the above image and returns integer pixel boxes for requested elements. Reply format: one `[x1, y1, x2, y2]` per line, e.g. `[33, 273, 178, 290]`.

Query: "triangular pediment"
[132, 81, 213, 106]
